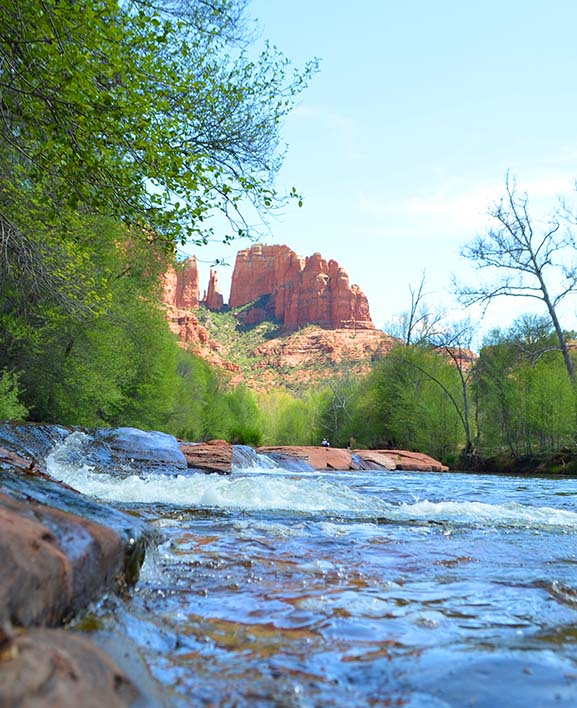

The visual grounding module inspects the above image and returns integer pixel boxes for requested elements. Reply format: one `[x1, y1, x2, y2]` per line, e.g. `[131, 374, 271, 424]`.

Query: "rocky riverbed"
[0, 422, 448, 706]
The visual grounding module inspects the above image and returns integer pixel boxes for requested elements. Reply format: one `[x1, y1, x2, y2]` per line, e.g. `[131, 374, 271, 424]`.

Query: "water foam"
[393, 499, 577, 530]
[45, 434, 577, 529]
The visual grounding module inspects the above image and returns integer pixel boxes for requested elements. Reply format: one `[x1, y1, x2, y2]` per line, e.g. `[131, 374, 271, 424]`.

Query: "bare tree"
[456, 174, 577, 383]
[385, 271, 445, 346]
[428, 319, 478, 457]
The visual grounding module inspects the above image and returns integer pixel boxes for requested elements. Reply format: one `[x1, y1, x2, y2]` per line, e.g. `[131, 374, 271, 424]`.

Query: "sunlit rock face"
[203, 268, 224, 311]
[162, 256, 199, 309]
[229, 244, 374, 331]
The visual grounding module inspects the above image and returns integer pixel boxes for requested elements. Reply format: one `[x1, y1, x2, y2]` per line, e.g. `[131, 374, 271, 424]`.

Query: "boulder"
[180, 439, 233, 474]
[0, 629, 139, 708]
[0, 491, 132, 627]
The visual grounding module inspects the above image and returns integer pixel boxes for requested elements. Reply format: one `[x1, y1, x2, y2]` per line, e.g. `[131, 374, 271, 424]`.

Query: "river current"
[46, 433, 577, 707]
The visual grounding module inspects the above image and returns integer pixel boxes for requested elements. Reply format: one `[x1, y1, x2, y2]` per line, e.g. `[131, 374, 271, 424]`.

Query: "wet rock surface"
[258, 445, 354, 471]
[355, 449, 449, 472]
[257, 446, 448, 472]
[0, 423, 69, 470]
[179, 439, 233, 474]
[97, 427, 187, 471]
[0, 629, 140, 708]
[0, 423, 157, 707]
[0, 488, 137, 627]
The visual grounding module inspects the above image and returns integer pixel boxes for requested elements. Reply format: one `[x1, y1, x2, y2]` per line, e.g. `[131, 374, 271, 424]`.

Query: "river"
[46, 432, 577, 707]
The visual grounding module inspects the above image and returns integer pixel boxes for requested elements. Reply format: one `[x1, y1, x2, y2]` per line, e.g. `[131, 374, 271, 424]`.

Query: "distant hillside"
[195, 304, 398, 391]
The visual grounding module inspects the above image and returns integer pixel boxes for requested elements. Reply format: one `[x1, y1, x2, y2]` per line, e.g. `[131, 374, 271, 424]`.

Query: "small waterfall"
[0, 421, 70, 469]
[232, 444, 280, 471]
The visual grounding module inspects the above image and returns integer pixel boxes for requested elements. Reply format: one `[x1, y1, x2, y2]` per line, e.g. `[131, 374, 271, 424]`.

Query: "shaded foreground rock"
[0, 490, 133, 628]
[0, 430, 155, 707]
[180, 439, 233, 473]
[257, 446, 448, 472]
[0, 629, 139, 708]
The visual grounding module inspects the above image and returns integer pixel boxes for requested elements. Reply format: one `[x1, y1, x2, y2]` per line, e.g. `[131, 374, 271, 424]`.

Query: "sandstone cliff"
[163, 257, 241, 376]
[229, 244, 374, 331]
[162, 256, 199, 309]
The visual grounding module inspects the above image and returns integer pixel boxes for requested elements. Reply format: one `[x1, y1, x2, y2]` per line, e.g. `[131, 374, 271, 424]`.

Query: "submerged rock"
[97, 427, 187, 471]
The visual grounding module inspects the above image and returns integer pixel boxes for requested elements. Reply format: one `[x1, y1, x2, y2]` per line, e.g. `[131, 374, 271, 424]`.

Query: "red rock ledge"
[258, 446, 448, 472]
[179, 439, 233, 473]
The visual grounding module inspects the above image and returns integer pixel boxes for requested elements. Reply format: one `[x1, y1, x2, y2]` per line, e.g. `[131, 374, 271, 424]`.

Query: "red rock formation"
[256, 446, 449, 472]
[229, 244, 302, 309]
[162, 256, 199, 309]
[229, 244, 374, 331]
[203, 268, 224, 311]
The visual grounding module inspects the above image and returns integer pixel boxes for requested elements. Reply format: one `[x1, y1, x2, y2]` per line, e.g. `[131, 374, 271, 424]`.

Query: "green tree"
[474, 316, 576, 458]
[0, 370, 28, 420]
[0, 0, 316, 255]
[346, 346, 467, 462]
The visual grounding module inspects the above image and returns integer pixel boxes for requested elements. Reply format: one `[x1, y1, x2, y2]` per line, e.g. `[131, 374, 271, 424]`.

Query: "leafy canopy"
[0, 0, 316, 246]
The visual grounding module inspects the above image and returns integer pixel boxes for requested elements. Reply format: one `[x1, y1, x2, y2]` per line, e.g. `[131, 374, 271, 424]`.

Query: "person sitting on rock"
[321, 438, 330, 447]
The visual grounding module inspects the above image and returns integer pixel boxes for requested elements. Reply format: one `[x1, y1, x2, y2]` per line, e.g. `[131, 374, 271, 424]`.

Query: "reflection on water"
[45, 435, 577, 707]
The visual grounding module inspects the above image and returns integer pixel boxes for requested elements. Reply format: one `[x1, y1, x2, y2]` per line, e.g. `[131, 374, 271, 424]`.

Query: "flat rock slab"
[258, 446, 353, 471]
[180, 440, 233, 474]
[355, 449, 448, 472]
[257, 446, 448, 472]
[0, 629, 139, 708]
[352, 451, 397, 470]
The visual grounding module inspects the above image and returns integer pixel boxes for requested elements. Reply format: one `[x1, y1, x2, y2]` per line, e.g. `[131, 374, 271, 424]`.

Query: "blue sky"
[190, 0, 577, 341]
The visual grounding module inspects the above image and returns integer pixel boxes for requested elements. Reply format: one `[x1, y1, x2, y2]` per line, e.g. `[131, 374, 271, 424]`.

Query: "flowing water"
[45, 432, 577, 707]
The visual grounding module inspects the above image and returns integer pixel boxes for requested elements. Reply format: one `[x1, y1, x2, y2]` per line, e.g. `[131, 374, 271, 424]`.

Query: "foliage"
[340, 345, 467, 460]
[0, 370, 28, 420]
[474, 317, 577, 458]
[0, 0, 316, 251]
[257, 388, 328, 446]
